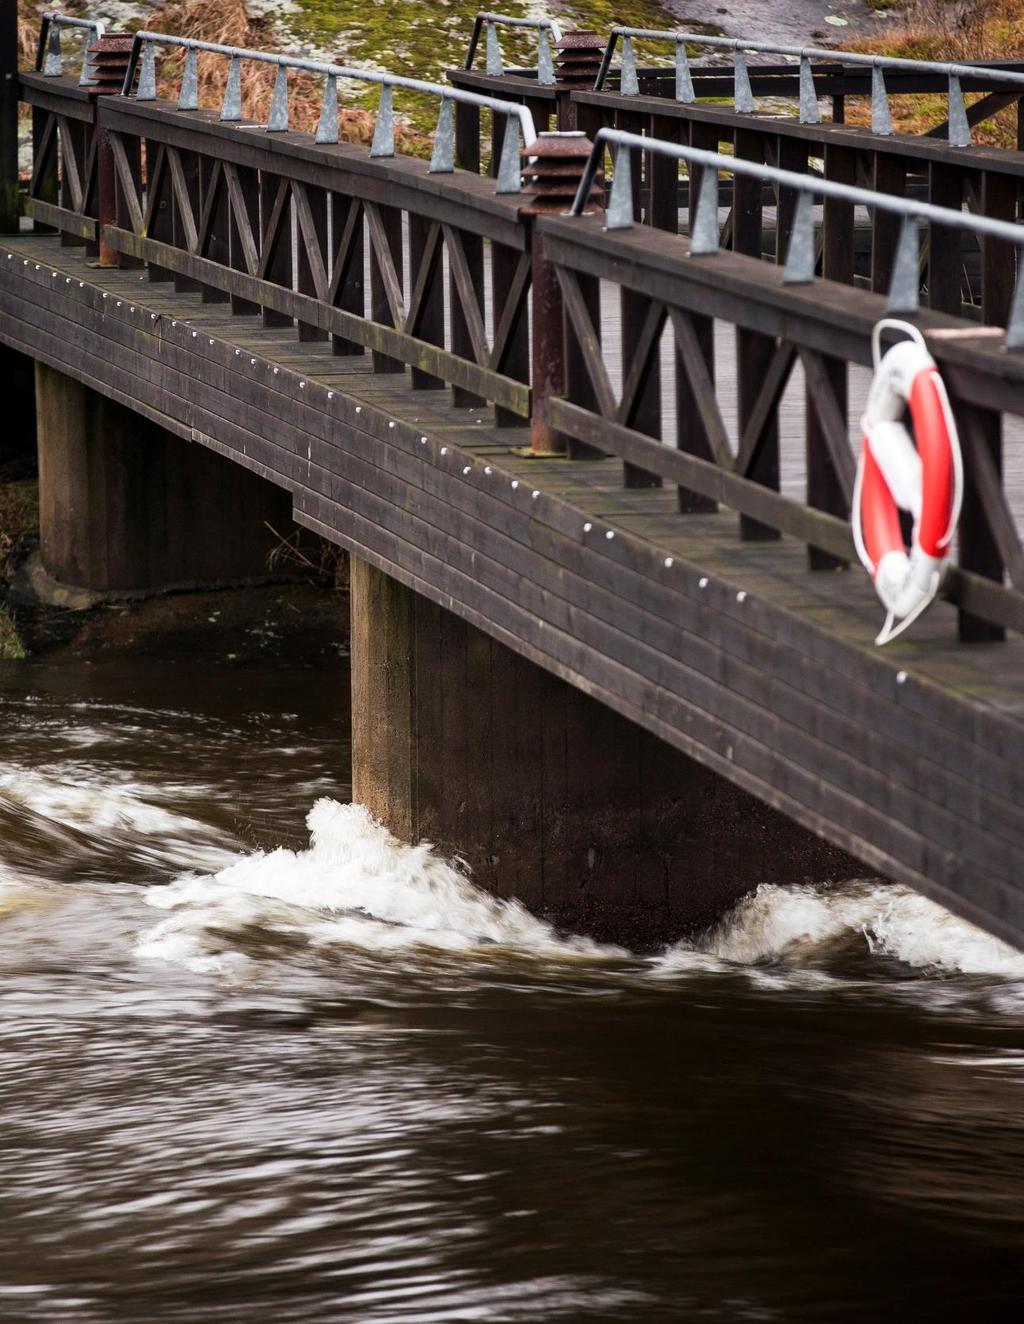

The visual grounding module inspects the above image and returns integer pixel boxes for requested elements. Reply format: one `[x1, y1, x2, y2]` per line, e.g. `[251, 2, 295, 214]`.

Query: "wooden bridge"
[4, 12, 1024, 949]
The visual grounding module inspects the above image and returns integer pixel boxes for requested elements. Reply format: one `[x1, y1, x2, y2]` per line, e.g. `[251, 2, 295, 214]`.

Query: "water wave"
[662, 880, 1024, 980]
[0, 872, 37, 916]
[134, 798, 1024, 985]
[3, 774, 1019, 987]
[138, 798, 620, 971]
[0, 768, 241, 881]
[0, 768, 213, 837]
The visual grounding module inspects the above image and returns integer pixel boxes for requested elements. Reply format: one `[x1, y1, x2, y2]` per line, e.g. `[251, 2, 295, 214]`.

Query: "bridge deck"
[4, 232, 1024, 945]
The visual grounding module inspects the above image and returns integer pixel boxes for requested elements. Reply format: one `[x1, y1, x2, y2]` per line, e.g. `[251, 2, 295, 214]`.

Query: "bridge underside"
[4, 234, 1024, 948]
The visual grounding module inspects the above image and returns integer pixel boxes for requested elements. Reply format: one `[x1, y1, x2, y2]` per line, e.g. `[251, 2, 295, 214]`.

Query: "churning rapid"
[2, 656, 1023, 1322]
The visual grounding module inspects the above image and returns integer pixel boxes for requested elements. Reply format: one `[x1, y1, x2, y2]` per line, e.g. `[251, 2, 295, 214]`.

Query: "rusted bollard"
[520, 132, 603, 455]
[85, 34, 133, 266]
[553, 32, 606, 131]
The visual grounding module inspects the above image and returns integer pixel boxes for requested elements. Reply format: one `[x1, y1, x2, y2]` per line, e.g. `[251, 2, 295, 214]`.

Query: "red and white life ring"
[852, 320, 963, 646]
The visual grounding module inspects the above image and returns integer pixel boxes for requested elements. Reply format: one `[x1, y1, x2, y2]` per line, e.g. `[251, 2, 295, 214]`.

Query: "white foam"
[0, 873, 36, 917]
[0, 770, 1000, 986]
[138, 798, 620, 971]
[0, 769, 239, 875]
[136, 804, 1024, 982]
[0, 770, 208, 836]
[658, 880, 1024, 979]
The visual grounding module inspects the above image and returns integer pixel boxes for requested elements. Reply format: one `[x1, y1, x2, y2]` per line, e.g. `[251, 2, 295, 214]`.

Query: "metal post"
[1, 0, 19, 232]
[93, 128, 116, 267]
[521, 132, 602, 455]
[86, 35, 134, 268]
[529, 230, 564, 453]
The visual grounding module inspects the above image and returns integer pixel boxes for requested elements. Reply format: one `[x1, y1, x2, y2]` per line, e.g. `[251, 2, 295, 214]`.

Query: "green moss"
[281, 1, 722, 132]
[0, 606, 25, 660]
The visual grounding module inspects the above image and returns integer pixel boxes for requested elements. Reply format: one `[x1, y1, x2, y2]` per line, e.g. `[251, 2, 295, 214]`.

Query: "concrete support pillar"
[35, 363, 293, 593]
[350, 556, 860, 947]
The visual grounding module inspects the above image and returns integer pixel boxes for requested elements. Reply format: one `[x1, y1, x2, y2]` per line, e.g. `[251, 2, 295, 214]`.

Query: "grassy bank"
[0, 479, 37, 660]
[280, 0, 710, 116]
[851, 0, 1024, 145]
[0, 607, 25, 659]
[17, 0, 1024, 142]
[0, 479, 37, 565]
[18, 0, 720, 139]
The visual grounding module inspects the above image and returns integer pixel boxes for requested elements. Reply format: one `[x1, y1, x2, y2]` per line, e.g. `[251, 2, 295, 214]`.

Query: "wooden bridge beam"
[349, 556, 861, 948]
[34, 362, 293, 593]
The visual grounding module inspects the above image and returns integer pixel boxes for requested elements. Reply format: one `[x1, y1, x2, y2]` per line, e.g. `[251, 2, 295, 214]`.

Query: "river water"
[1, 650, 1023, 1322]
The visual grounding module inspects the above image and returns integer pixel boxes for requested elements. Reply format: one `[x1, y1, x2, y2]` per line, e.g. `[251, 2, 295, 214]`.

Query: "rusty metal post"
[553, 32, 605, 132]
[521, 132, 602, 454]
[527, 229, 564, 454]
[86, 35, 133, 267]
[93, 130, 117, 266]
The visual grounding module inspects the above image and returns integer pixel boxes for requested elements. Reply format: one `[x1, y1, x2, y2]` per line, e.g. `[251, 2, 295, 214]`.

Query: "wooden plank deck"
[4, 232, 1024, 947]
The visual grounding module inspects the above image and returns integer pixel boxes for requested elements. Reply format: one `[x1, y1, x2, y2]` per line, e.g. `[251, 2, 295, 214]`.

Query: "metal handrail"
[122, 31, 537, 193]
[570, 127, 1024, 345]
[594, 26, 1024, 147]
[464, 12, 563, 86]
[36, 12, 105, 87]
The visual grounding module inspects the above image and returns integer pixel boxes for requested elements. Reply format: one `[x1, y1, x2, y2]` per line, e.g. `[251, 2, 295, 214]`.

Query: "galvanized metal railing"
[572, 127, 1024, 341]
[464, 12, 563, 86]
[36, 11, 105, 87]
[594, 27, 1024, 148]
[122, 31, 538, 192]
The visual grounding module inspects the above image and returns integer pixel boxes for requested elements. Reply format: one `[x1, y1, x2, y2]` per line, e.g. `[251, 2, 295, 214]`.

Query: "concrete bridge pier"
[349, 556, 861, 947]
[33, 363, 293, 595]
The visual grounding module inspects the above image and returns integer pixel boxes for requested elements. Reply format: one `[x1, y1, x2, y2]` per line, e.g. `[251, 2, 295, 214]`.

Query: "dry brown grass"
[16, 0, 429, 152]
[17, 3, 40, 66]
[0, 479, 39, 581]
[145, 0, 390, 146]
[850, 0, 1024, 145]
[265, 523, 349, 589]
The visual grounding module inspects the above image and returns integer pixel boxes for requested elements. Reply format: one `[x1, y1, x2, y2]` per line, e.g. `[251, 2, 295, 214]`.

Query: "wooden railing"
[24, 67, 97, 244]
[11, 20, 1024, 645]
[537, 208, 1024, 634]
[20, 55, 537, 416]
[450, 44, 1024, 320]
[594, 26, 1024, 145]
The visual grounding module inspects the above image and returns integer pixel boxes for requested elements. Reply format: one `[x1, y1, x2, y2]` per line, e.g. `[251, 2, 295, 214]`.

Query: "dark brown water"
[1, 655, 1023, 1323]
